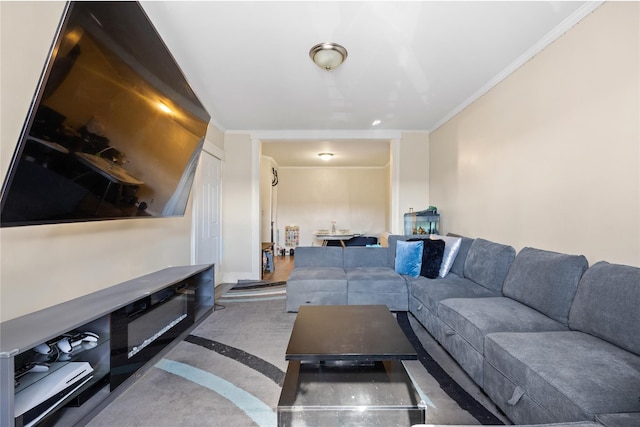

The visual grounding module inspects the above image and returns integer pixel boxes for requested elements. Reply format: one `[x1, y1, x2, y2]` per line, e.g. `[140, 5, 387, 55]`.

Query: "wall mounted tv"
[0, 1, 210, 227]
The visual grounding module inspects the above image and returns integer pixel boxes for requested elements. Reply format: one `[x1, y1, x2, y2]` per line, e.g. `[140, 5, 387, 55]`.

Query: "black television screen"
[1, 1, 210, 227]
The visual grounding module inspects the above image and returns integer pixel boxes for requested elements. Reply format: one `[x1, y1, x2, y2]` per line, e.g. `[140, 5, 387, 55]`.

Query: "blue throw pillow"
[395, 240, 423, 277]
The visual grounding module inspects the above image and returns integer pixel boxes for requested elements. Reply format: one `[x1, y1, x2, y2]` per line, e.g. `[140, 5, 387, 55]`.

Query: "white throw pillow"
[431, 235, 462, 277]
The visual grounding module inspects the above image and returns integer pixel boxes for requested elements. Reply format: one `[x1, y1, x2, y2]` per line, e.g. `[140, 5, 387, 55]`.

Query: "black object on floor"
[396, 311, 505, 425]
[232, 280, 287, 290]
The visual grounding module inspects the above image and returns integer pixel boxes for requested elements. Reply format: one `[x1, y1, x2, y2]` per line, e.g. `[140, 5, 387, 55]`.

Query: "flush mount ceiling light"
[318, 152, 334, 161]
[309, 42, 348, 70]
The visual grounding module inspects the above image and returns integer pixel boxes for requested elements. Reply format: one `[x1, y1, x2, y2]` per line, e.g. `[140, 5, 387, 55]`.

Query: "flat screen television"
[0, 1, 210, 227]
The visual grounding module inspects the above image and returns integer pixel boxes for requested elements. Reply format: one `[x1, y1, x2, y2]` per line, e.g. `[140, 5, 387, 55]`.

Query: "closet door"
[192, 149, 221, 280]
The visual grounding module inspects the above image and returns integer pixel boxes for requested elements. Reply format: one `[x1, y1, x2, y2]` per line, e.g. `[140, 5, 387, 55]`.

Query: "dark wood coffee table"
[278, 305, 426, 426]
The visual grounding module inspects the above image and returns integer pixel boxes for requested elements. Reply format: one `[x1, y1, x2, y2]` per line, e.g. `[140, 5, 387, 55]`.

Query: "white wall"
[220, 133, 259, 282]
[220, 131, 431, 280]
[0, 2, 427, 294]
[0, 2, 213, 321]
[429, 2, 639, 267]
[276, 167, 388, 247]
[393, 132, 431, 233]
[203, 118, 225, 151]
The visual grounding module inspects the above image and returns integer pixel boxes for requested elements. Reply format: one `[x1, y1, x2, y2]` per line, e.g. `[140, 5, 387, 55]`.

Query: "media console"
[0, 264, 214, 427]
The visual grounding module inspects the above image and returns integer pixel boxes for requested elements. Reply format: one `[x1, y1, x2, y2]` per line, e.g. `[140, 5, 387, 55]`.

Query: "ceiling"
[259, 138, 392, 167]
[140, 1, 598, 167]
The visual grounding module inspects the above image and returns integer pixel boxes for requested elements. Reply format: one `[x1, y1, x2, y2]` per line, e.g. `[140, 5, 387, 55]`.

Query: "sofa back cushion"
[569, 261, 640, 355]
[294, 246, 343, 268]
[344, 247, 389, 268]
[502, 247, 588, 325]
[464, 238, 516, 293]
[449, 235, 474, 278]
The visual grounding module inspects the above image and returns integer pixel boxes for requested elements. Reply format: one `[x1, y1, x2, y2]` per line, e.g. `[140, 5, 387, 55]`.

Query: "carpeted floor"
[87, 291, 508, 426]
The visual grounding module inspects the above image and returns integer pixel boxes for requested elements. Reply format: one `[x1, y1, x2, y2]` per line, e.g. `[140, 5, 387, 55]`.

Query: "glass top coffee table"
[278, 305, 426, 426]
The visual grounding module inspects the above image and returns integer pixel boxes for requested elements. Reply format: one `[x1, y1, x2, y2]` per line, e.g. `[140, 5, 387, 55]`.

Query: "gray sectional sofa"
[286, 234, 640, 426]
[436, 246, 588, 386]
[483, 261, 640, 425]
[286, 246, 408, 312]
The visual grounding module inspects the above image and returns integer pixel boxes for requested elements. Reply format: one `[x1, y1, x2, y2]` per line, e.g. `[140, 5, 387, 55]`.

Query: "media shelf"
[0, 264, 214, 427]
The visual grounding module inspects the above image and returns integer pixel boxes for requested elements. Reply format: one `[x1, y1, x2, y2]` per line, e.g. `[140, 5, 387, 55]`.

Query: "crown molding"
[429, 1, 604, 133]
[248, 129, 403, 141]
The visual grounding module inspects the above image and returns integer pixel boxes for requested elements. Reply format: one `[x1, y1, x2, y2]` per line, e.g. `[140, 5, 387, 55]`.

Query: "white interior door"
[192, 148, 222, 282]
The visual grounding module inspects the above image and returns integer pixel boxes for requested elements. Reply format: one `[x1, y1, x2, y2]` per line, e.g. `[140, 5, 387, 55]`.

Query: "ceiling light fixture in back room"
[309, 42, 348, 70]
[318, 153, 334, 161]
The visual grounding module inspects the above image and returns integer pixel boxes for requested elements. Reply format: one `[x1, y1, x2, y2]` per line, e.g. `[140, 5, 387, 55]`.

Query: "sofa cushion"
[502, 247, 588, 325]
[394, 240, 423, 277]
[438, 297, 568, 355]
[427, 423, 601, 427]
[343, 246, 389, 268]
[286, 266, 348, 312]
[484, 331, 640, 422]
[569, 261, 640, 356]
[409, 237, 445, 279]
[464, 238, 516, 293]
[347, 291, 408, 311]
[408, 274, 499, 314]
[293, 246, 343, 268]
[596, 412, 640, 427]
[346, 267, 406, 291]
[449, 235, 474, 278]
[438, 296, 569, 386]
[288, 266, 346, 281]
[346, 267, 408, 310]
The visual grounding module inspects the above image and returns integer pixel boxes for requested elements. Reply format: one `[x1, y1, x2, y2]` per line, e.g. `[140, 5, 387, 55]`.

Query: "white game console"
[14, 361, 94, 426]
